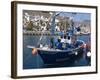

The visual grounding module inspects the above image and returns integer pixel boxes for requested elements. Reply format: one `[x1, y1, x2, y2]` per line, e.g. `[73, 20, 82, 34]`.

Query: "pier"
[23, 30, 90, 36]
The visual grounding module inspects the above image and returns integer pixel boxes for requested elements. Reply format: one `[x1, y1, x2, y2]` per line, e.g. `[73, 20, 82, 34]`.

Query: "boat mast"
[50, 12, 60, 48]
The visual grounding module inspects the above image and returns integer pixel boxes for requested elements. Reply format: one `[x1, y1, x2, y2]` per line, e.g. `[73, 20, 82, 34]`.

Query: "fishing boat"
[27, 42, 85, 65]
[27, 12, 88, 65]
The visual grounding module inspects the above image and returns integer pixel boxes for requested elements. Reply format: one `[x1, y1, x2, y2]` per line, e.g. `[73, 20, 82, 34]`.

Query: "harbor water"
[23, 34, 91, 69]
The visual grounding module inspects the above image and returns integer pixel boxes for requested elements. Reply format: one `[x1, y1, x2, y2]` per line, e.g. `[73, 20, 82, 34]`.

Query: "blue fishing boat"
[27, 42, 85, 65]
[27, 12, 88, 65]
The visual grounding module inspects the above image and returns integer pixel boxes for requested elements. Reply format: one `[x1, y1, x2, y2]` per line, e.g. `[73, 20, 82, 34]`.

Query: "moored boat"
[27, 12, 89, 65]
[27, 39, 85, 64]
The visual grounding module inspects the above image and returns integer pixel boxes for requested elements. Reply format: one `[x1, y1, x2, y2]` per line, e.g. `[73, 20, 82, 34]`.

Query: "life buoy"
[32, 48, 38, 55]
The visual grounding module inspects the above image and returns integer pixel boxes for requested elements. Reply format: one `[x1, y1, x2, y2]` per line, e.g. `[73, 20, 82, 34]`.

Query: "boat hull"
[38, 48, 84, 65]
